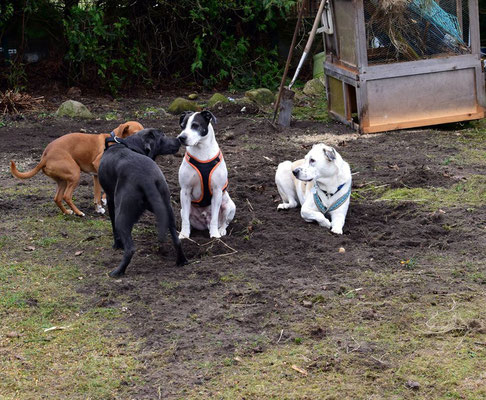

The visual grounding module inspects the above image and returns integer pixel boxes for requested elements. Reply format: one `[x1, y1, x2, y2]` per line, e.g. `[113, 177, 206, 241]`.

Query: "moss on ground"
[293, 97, 330, 122]
[380, 175, 486, 210]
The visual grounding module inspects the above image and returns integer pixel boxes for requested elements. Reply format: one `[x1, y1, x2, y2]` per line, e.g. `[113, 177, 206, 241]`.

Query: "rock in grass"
[207, 93, 229, 108]
[188, 93, 198, 100]
[245, 88, 274, 106]
[405, 380, 420, 390]
[303, 78, 326, 97]
[55, 100, 93, 119]
[167, 97, 201, 114]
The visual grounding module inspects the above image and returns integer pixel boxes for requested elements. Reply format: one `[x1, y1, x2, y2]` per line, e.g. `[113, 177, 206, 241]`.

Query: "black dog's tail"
[149, 180, 188, 266]
[146, 182, 170, 241]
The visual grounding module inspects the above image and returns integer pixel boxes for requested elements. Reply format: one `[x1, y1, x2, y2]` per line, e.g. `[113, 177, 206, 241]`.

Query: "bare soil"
[1, 94, 485, 398]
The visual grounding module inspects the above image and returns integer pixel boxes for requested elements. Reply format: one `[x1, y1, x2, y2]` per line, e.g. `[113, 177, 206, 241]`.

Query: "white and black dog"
[275, 143, 351, 234]
[177, 111, 236, 239]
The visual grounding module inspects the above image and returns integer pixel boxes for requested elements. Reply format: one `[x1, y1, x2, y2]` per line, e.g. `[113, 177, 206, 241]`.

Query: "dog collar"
[104, 135, 125, 150]
[312, 182, 351, 216]
[319, 182, 346, 198]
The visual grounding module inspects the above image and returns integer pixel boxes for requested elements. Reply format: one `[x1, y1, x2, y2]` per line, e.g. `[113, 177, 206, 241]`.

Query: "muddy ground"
[1, 94, 485, 398]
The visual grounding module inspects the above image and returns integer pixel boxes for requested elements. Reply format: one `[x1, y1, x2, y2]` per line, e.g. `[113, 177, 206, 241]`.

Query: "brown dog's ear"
[112, 123, 126, 137]
[324, 147, 336, 161]
[120, 124, 131, 138]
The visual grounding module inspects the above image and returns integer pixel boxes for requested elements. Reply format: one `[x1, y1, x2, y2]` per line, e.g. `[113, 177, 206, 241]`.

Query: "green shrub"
[189, 0, 296, 89]
[63, 6, 147, 95]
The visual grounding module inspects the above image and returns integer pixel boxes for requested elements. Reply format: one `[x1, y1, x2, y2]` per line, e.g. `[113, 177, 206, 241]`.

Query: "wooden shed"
[322, 0, 486, 133]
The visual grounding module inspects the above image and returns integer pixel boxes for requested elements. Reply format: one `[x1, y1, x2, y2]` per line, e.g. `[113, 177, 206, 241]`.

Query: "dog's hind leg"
[92, 175, 105, 214]
[63, 175, 84, 217]
[54, 180, 72, 215]
[109, 201, 144, 277]
[106, 196, 123, 249]
[92, 154, 106, 213]
[275, 161, 298, 210]
[218, 193, 235, 237]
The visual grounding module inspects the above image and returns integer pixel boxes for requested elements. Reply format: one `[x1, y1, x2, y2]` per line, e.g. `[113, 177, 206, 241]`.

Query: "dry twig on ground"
[0, 90, 44, 115]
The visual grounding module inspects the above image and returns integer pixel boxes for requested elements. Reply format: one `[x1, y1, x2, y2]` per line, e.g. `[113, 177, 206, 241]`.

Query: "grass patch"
[134, 106, 167, 119]
[439, 125, 486, 166]
[379, 174, 486, 209]
[185, 289, 486, 400]
[104, 111, 120, 121]
[0, 211, 141, 399]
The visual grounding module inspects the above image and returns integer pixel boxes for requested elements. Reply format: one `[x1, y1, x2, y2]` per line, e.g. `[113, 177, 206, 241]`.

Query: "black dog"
[98, 128, 188, 277]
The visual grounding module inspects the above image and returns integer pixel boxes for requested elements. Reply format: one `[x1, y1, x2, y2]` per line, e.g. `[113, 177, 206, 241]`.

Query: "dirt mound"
[390, 165, 457, 188]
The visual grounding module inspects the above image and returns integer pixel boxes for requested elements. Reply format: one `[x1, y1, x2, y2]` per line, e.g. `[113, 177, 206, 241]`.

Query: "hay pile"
[0, 90, 44, 115]
[366, 0, 468, 63]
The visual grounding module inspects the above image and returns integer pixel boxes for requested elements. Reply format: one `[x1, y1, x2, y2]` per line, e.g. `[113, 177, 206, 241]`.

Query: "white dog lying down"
[275, 143, 351, 234]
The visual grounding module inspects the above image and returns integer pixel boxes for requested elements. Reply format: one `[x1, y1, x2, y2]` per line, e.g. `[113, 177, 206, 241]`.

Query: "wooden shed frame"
[323, 0, 486, 133]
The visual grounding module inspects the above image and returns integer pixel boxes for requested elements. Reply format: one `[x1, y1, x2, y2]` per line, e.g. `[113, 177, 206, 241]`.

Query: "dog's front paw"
[179, 230, 190, 240]
[331, 226, 343, 235]
[95, 205, 105, 214]
[218, 227, 227, 236]
[109, 268, 125, 278]
[64, 210, 74, 215]
[277, 202, 296, 210]
[210, 229, 221, 239]
[318, 219, 331, 229]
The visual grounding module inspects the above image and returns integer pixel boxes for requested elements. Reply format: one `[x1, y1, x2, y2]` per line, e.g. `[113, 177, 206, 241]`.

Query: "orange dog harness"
[185, 150, 228, 207]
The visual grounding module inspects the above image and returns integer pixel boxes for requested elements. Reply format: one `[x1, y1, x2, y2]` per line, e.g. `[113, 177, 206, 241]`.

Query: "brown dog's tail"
[10, 159, 45, 179]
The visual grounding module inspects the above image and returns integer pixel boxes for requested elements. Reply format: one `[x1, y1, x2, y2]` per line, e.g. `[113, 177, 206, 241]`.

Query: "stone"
[303, 78, 326, 97]
[55, 100, 93, 119]
[405, 380, 420, 390]
[293, 89, 308, 104]
[235, 96, 253, 106]
[167, 97, 201, 114]
[207, 93, 229, 108]
[188, 93, 198, 100]
[244, 88, 274, 106]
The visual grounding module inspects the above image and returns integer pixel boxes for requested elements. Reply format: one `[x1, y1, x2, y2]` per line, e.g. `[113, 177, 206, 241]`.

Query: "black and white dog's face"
[177, 111, 217, 146]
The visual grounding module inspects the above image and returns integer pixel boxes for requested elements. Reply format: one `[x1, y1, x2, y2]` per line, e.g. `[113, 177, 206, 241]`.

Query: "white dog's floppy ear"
[201, 110, 217, 125]
[179, 111, 193, 128]
[324, 147, 336, 161]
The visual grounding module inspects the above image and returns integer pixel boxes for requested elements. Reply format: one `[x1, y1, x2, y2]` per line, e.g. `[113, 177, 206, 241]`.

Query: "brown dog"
[10, 121, 144, 216]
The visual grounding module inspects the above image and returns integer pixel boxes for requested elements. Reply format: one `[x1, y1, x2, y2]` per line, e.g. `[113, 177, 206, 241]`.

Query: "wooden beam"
[361, 110, 485, 134]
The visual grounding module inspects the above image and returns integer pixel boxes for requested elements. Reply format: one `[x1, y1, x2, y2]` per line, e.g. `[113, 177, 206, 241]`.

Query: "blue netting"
[411, 0, 464, 42]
